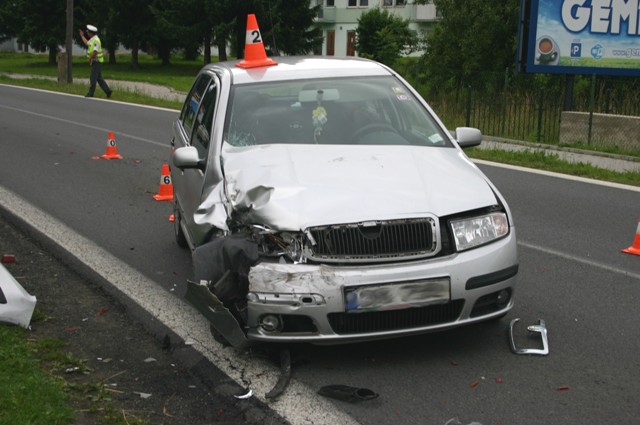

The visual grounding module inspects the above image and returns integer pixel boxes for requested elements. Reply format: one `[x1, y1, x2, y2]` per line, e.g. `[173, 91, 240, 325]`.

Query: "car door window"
[190, 80, 218, 164]
[181, 74, 212, 138]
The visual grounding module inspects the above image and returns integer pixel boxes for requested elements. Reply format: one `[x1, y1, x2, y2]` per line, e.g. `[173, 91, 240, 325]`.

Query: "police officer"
[79, 24, 112, 98]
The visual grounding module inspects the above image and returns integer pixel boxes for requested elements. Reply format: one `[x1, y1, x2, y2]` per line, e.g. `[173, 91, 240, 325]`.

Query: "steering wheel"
[351, 122, 398, 142]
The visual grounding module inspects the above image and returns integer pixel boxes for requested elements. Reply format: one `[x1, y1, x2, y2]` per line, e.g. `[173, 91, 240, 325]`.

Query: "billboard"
[518, 0, 640, 76]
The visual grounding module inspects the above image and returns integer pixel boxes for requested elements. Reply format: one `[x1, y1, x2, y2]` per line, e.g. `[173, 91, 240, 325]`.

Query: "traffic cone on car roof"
[100, 131, 123, 159]
[622, 218, 640, 256]
[153, 164, 174, 201]
[236, 14, 277, 69]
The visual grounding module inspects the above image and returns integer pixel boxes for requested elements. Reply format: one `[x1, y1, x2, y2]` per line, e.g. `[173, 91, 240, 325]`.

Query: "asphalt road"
[2, 84, 640, 425]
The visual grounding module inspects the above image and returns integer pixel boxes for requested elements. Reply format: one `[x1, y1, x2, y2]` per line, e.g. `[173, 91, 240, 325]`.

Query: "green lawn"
[0, 52, 205, 109]
[0, 52, 203, 92]
[467, 148, 640, 186]
[0, 325, 75, 425]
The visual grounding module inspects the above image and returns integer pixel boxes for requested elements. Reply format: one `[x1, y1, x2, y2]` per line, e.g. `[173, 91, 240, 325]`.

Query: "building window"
[326, 0, 334, 6]
[348, 0, 368, 6]
[384, 0, 406, 5]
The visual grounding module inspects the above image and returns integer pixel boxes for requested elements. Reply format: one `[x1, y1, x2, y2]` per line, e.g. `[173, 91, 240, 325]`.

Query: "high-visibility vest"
[87, 36, 104, 63]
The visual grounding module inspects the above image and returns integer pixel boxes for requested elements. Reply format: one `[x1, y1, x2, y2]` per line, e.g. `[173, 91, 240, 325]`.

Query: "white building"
[313, 0, 440, 57]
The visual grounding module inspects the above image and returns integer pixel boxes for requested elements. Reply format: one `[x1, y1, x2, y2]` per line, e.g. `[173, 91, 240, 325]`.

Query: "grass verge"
[1, 308, 148, 425]
[0, 74, 183, 110]
[467, 148, 640, 186]
[0, 324, 75, 425]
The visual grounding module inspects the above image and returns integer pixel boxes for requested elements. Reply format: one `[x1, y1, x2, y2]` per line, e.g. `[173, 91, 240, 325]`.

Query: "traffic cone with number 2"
[236, 14, 277, 69]
[153, 163, 174, 201]
[101, 131, 123, 159]
[622, 218, 640, 256]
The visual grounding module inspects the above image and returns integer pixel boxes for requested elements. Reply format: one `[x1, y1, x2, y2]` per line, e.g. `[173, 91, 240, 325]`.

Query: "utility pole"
[65, 0, 73, 83]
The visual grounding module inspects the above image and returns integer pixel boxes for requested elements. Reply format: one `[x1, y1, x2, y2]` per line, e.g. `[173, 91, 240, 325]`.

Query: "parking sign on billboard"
[518, 0, 640, 76]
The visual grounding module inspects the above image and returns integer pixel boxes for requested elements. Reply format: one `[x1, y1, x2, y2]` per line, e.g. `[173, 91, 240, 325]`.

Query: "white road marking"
[473, 159, 640, 193]
[0, 83, 179, 112]
[518, 240, 640, 281]
[0, 103, 168, 148]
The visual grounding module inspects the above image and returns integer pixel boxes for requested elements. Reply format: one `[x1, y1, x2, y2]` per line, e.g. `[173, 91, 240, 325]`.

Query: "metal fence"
[407, 70, 640, 153]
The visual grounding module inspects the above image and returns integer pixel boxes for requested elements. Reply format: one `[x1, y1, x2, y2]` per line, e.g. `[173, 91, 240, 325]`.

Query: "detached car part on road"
[0, 262, 37, 329]
[170, 56, 519, 347]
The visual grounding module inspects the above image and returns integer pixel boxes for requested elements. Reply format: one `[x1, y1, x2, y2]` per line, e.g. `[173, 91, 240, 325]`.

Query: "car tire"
[173, 202, 189, 249]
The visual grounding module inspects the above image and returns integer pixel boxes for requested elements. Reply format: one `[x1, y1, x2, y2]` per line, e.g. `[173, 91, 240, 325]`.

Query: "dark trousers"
[87, 61, 111, 97]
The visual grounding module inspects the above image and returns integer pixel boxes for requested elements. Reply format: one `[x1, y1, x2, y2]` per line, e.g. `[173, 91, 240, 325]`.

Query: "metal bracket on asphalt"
[509, 318, 549, 356]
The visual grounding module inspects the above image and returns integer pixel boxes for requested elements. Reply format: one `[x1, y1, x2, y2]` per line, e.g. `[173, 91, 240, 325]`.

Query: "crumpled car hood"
[200, 144, 497, 231]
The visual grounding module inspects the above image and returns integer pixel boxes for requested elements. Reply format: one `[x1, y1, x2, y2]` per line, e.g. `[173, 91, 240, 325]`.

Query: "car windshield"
[224, 76, 452, 147]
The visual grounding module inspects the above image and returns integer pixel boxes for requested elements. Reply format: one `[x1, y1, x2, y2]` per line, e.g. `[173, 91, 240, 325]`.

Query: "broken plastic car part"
[185, 278, 249, 349]
[0, 263, 37, 328]
[318, 384, 379, 403]
[508, 318, 549, 356]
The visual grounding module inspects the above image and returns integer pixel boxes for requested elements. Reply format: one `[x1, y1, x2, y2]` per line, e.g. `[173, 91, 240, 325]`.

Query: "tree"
[423, 0, 520, 92]
[355, 7, 418, 67]
[109, 0, 155, 68]
[259, 0, 322, 56]
[2, 0, 67, 64]
[206, 0, 236, 61]
[0, 1, 21, 43]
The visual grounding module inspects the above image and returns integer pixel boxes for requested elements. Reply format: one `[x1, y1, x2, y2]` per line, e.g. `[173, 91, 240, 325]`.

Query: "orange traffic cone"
[153, 164, 174, 201]
[101, 131, 123, 159]
[622, 218, 640, 256]
[169, 214, 175, 222]
[236, 14, 278, 69]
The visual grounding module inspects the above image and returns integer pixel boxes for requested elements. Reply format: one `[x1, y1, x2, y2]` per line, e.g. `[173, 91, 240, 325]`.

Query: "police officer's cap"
[86, 24, 98, 32]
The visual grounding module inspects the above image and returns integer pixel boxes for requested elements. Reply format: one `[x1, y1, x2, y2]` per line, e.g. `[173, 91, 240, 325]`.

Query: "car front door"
[171, 73, 220, 247]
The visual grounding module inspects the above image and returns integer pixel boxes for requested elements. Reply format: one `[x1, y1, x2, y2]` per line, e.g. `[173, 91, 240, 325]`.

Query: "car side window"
[180, 74, 212, 138]
[190, 80, 218, 163]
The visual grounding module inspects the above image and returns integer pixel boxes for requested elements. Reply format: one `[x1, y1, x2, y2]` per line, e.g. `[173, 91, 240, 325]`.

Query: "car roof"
[201, 56, 394, 85]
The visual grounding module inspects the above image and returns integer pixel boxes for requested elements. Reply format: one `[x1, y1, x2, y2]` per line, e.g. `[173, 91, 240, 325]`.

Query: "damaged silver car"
[170, 56, 518, 347]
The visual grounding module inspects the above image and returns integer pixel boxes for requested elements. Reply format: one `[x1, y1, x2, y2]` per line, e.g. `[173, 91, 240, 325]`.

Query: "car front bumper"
[244, 230, 518, 344]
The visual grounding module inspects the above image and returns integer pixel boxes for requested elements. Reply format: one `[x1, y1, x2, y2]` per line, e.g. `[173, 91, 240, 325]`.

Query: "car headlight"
[450, 212, 509, 252]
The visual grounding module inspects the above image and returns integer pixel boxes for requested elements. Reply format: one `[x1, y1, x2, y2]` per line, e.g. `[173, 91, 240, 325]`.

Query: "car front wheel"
[173, 202, 189, 249]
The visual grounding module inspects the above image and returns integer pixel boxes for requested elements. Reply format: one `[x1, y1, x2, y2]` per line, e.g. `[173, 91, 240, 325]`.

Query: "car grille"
[308, 218, 437, 263]
[327, 300, 464, 335]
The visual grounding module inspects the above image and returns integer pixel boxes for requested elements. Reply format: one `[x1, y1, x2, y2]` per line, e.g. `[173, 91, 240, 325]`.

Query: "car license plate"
[344, 278, 450, 313]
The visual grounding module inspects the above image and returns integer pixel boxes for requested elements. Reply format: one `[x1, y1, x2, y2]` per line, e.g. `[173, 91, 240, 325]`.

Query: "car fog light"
[496, 290, 510, 308]
[260, 314, 282, 332]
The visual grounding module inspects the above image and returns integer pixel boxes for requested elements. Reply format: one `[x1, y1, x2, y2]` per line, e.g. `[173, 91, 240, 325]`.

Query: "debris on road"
[265, 349, 292, 400]
[317, 384, 379, 403]
[1, 253, 16, 264]
[0, 262, 37, 328]
[509, 318, 549, 356]
[134, 391, 153, 399]
[444, 418, 483, 425]
[234, 389, 253, 400]
[95, 306, 109, 316]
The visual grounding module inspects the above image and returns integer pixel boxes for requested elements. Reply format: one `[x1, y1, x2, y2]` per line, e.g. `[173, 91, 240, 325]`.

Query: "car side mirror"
[452, 127, 482, 149]
[172, 146, 203, 170]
